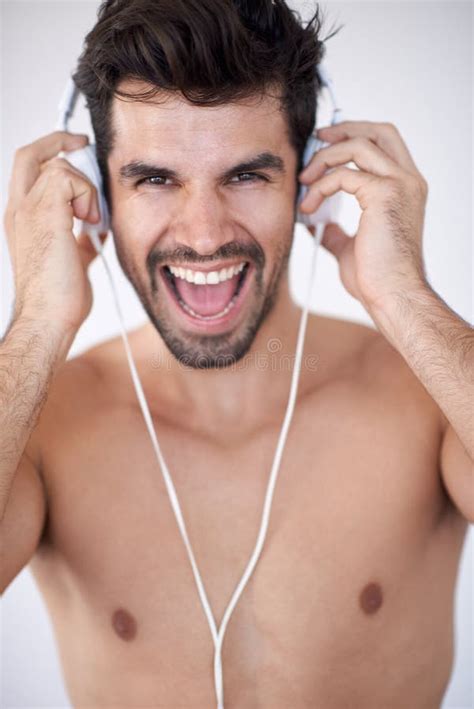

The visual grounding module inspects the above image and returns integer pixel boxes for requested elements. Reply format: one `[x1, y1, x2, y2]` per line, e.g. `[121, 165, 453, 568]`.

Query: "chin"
[143, 280, 280, 371]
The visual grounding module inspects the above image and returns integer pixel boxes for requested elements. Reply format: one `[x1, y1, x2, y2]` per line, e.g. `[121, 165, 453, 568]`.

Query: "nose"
[174, 185, 232, 257]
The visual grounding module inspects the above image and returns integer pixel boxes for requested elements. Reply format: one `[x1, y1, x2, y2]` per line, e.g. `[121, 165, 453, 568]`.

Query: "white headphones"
[57, 60, 344, 709]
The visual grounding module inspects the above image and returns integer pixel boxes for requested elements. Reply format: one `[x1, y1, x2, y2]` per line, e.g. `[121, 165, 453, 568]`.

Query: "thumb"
[77, 230, 108, 270]
[320, 222, 351, 261]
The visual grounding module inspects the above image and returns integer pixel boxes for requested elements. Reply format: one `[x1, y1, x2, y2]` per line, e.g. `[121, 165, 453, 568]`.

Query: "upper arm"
[0, 350, 105, 596]
[362, 330, 474, 523]
[0, 438, 47, 595]
[440, 419, 474, 524]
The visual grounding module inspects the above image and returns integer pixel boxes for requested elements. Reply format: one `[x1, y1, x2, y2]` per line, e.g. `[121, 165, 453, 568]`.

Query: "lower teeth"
[178, 294, 238, 320]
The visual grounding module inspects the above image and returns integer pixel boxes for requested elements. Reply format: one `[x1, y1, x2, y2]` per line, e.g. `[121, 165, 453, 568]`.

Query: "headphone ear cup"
[296, 134, 322, 225]
[296, 135, 342, 227]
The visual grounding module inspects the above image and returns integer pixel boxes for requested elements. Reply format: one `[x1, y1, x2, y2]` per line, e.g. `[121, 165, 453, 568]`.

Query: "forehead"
[109, 79, 291, 161]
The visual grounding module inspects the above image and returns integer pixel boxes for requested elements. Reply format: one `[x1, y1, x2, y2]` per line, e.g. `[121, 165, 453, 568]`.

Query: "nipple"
[359, 582, 383, 615]
[111, 607, 137, 641]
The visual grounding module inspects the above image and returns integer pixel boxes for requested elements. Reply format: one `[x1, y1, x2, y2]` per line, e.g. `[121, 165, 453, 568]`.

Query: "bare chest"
[31, 383, 463, 707]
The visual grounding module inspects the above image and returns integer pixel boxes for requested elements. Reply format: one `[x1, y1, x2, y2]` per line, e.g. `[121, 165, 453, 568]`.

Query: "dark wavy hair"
[72, 0, 343, 211]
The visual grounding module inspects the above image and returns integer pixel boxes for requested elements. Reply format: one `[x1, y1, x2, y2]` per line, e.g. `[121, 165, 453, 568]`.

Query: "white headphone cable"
[88, 222, 323, 708]
[212, 224, 322, 707]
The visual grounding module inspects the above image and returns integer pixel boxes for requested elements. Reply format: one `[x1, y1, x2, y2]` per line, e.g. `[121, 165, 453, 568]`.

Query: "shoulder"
[318, 312, 378, 346]
[32, 362, 90, 462]
[35, 332, 126, 440]
[359, 321, 445, 435]
[305, 312, 380, 381]
[29, 330, 140, 496]
[306, 312, 444, 425]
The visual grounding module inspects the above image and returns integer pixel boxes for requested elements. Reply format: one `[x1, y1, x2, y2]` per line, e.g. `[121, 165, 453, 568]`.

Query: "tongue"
[174, 273, 240, 316]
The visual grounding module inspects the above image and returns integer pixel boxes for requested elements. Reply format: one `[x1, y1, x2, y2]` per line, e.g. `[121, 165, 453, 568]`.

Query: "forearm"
[0, 310, 72, 519]
[369, 283, 474, 458]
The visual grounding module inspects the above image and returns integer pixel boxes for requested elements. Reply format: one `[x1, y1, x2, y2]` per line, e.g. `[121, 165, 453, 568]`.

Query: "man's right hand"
[3, 131, 108, 339]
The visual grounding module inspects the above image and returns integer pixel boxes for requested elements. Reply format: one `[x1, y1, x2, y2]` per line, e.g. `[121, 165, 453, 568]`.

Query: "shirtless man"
[1, 1, 472, 707]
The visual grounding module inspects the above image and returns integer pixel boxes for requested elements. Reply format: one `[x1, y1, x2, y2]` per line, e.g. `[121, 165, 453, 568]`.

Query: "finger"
[8, 131, 89, 206]
[299, 166, 377, 214]
[4, 158, 99, 241]
[320, 222, 352, 260]
[77, 230, 108, 270]
[39, 157, 100, 223]
[315, 121, 420, 176]
[299, 136, 402, 184]
[24, 160, 100, 229]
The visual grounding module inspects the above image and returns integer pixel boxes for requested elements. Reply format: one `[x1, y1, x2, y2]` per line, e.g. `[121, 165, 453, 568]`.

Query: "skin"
[17, 81, 471, 707]
[109, 81, 298, 371]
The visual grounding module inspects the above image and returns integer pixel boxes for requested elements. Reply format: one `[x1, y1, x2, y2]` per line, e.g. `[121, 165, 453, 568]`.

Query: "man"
[1, 0, 472, 707]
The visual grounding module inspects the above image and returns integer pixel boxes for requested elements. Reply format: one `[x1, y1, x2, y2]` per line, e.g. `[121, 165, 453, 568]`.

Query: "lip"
[159, 262, 255, 334]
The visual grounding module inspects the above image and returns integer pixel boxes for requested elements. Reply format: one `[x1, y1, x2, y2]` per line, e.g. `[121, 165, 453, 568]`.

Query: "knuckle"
[354, 136, 371, 153]
[53, 156, 70, 167]
[406, 173, 427, 197]
[46, 167, 66, 182]
[382, 121, 398, 135]
[419, 176, 429, 196]
[43, 161, 73, 182]
[14, 145, 28, 161]
[44, 158, 93, 191]
[44, 156, 69, 172]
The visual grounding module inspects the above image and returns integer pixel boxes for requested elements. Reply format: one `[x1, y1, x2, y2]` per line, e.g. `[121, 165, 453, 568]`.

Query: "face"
[107, 80, 299, 369]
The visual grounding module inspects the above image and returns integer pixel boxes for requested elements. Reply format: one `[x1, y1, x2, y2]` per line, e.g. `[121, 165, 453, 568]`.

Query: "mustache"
[147, 241, 265, 277]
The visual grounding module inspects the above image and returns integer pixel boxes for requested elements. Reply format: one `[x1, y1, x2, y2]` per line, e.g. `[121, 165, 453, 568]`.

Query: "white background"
[1, 1, 472, 707]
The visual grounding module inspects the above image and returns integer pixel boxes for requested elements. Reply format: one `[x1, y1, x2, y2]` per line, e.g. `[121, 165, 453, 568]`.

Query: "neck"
[138, 274, 305, 431]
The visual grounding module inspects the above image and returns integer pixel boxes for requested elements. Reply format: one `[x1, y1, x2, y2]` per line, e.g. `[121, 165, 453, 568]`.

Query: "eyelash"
[231, 173, 267, 183]
[137, 172, 267, 187]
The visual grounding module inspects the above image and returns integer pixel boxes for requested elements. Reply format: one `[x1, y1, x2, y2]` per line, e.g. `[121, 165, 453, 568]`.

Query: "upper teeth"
[168, 262, 246, 285]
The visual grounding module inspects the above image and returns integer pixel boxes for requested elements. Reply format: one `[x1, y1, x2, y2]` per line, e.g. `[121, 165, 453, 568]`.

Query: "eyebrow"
[118, 151, 286, 185]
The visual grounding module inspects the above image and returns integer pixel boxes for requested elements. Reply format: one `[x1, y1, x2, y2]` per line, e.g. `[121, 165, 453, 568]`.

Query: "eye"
[230, 172, 267, 183]
[137, 176, 172, 187]
[137, 173, 267, 187]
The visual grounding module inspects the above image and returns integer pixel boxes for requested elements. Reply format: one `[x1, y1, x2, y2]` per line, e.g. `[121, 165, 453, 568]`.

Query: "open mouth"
[160, 261, 252, 326]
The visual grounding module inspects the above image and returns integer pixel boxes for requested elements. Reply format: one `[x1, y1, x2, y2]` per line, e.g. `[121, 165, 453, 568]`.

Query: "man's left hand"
[298, 120, 429, 311]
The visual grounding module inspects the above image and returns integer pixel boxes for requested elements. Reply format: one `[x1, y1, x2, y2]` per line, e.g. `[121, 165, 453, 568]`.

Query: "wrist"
[12, 304, 78, 363]
[366, 280, 434, 344]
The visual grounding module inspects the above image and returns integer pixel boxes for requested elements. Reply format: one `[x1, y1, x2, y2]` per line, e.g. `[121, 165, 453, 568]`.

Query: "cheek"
[260, 230, 293, 277]
[231, 186, 294, 240]
[232, 186, 294, 223]
[112, 206, 160, 258]
[111, 224, 152, 285]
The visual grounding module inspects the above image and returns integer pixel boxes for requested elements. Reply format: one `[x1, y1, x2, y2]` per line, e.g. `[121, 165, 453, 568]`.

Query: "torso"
[29, 313, 468, 708]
